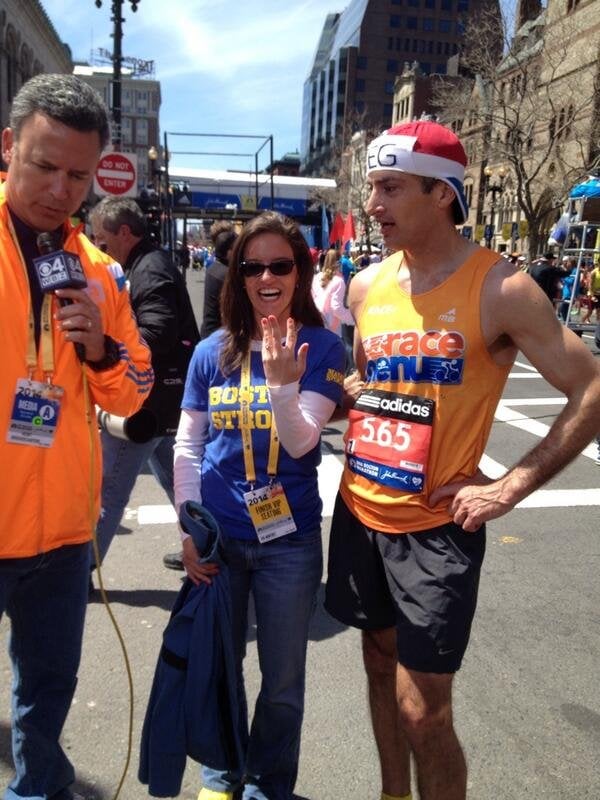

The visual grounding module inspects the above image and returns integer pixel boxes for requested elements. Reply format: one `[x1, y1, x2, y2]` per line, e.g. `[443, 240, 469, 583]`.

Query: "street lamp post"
[483, 165, 506, 249]
[94, 0, 140, 150]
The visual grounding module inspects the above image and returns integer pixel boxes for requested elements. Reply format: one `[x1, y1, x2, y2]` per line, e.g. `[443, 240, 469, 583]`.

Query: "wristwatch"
[86, 335, 121, 372]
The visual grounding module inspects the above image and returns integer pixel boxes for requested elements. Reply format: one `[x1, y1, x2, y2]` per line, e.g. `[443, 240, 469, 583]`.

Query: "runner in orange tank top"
[324, 120, 600, 800]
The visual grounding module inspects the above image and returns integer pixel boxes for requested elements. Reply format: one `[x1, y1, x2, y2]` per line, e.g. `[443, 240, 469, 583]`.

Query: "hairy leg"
[397, 667, 466, 800]
[362, 628, 412, 797]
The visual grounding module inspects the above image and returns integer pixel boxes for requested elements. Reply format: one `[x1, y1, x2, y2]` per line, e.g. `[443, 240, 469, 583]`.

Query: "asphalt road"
[0, 266, 598, 799]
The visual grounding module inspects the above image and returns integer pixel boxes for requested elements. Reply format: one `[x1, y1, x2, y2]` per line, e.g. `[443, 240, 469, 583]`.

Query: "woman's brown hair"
[219, 211, 323, 374]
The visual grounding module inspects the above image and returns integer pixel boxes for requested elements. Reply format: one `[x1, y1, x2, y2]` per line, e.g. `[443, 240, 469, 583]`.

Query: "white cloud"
[43, 1, 329, 161]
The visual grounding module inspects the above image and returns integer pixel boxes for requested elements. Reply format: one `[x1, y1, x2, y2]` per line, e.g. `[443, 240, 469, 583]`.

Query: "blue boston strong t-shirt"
[182, 326, 345, 540]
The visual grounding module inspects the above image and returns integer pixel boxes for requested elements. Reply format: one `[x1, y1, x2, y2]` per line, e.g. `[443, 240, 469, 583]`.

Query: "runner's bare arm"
[430, 263, 600, 531]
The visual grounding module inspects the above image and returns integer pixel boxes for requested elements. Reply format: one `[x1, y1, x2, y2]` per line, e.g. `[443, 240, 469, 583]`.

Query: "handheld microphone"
[34, 232, 88, 361]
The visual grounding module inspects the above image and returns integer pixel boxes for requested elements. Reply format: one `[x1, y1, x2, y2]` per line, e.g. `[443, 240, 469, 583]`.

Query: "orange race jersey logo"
[363, 329, 465, 385]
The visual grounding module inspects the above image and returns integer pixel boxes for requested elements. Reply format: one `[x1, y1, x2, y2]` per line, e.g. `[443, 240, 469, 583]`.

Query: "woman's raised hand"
[261, 315, 308, 387]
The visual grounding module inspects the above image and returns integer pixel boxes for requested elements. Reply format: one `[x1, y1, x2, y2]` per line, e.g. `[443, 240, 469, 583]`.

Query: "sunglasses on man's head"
[239, 259, 295, 278]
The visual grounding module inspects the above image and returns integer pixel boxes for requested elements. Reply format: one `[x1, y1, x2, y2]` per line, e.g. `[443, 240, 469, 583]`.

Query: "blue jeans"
[202, 529, 323, 800]
[95, 430, 175, 565]
[0, 543, 91, 800]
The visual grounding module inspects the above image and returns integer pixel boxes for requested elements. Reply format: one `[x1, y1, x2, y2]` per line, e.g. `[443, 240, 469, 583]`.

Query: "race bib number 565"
[346, 389, 434, 492]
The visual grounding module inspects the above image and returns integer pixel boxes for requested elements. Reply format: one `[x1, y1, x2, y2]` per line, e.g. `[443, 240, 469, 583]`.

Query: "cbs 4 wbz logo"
[34, 252, 86, 291]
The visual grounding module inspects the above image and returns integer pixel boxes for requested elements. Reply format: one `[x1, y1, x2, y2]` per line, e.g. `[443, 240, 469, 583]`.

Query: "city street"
[0, 267, 598, 799]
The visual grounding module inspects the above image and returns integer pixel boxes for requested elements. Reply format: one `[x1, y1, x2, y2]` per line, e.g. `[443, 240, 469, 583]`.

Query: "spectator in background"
[200, 220, 238, 338]
[162, 220, 238, 572]
[529, 251, 566, 307]
[90, 197, 200, 571]
[587, 261, 600, 322]
[358, 245, 371, 270]
[558, 258, 580, 323]
[340, 248, 355, 285]
[311, 247, 354, 336]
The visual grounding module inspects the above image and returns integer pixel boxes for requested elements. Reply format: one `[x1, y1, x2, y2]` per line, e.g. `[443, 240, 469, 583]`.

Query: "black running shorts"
[325, 493, 486, 674]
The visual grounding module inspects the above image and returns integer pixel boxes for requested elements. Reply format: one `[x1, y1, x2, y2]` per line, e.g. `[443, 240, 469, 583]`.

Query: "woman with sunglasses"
[174, 211, 345, 800]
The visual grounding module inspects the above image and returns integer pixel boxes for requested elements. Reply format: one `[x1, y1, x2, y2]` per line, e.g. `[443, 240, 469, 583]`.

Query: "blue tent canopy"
[569, 177, 600, 198]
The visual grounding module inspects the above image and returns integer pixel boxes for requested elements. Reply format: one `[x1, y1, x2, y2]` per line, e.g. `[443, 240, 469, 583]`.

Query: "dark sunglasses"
[239, 258, 295, 278]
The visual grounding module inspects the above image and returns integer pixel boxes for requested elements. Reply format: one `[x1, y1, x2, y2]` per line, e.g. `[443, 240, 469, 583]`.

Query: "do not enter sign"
[94, 151, 138, 197]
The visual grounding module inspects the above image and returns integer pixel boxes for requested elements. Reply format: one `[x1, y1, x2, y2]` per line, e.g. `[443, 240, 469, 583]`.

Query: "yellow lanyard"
[239, 350, 279, 487]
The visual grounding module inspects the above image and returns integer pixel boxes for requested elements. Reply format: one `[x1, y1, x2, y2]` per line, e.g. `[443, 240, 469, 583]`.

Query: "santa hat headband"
[366, 121, 469, 224]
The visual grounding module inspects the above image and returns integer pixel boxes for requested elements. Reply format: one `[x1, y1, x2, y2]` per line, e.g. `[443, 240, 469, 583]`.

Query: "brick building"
[0, 0, 72, 131]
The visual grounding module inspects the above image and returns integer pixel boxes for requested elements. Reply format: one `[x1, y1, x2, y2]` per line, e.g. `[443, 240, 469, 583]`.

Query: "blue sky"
[45, 0, 330, 172]
[45, 0, 518, 173]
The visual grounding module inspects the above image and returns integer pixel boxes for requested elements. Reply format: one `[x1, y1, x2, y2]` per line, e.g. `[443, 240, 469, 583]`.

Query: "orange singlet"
[340, 247, 511, 534]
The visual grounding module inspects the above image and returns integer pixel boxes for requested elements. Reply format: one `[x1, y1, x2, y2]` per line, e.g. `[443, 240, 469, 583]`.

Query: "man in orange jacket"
[0, 74, 152, 800]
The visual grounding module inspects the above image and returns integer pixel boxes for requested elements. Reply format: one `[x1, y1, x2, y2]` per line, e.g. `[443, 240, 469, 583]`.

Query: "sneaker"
[198, 789, 233, 800]
[163, 550, 184, 571]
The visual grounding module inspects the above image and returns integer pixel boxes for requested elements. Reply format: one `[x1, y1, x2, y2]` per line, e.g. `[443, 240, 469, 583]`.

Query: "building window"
[425, 0, 435, 6]
[439, 19, 452, 32]
[421, 62, 431, 74]
[407, 16, 418, 29]
[408, 0, 419, 6]
[388, 36, 394, 49]
[435, 63, 446, 74]
[441, 0, 452, 9]
[423, 17, 434, 31]
[356, 78, 366, 92]
[390, 15, 401, 27]
[391, 0, 403, 4]
[387, 59, 399, 72]
[356, 56, 368, 69]
[355, 100, 365, 113]
[428, 40, 434, 53]
[385, 80, 395, 95]
[457, 0, 468, 9]
[384, 103, 393, 119]
[135, 118, 148, 145]
[5, 32, 18, 103]
[412, 39, 419, 53]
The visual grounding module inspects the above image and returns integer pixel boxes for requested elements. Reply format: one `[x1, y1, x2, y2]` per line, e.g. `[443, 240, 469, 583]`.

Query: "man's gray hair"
[9, 74, 110, 149]
[90, 196, 147, 238]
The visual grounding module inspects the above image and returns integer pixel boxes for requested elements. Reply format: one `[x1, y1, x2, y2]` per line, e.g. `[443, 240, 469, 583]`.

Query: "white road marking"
[138, 505, 176, 524]
[502, 398, 567, 406]
[478, 455, 599, 507]
[135, 454, 345, 525]
[479, 454, 507, 478]
[318, 453, 344, 517]
[132, 400, 599, 524]
[495, 400, 597, 460]
[508, 373, 544, 379]
[516, 489, 600, 508]
[513, 361, 539, 372]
